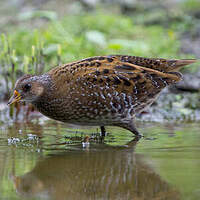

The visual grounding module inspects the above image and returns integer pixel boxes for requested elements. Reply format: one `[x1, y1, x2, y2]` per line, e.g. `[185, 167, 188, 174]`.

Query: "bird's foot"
[82, 135, 90, 148]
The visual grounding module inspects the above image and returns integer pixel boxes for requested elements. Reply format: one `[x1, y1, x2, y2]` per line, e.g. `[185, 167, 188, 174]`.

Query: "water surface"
[0, 117, 200, 200]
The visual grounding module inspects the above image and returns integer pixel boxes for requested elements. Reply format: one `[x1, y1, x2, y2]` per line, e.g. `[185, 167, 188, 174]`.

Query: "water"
[0, 117, 200, 200]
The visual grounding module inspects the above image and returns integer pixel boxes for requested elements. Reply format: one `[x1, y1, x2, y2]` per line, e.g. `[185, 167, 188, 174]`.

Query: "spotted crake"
[8, 55, 196, 137]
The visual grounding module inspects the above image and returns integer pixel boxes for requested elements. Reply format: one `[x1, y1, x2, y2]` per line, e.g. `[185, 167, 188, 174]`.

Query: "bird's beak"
[7, 90, 22, 106]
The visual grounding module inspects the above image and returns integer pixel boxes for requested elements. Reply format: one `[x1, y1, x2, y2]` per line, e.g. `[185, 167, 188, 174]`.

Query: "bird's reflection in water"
[12, 139, 180, 200]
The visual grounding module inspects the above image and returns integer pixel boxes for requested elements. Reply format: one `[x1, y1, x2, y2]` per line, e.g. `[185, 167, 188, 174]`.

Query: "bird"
[7, 55, 196, 137]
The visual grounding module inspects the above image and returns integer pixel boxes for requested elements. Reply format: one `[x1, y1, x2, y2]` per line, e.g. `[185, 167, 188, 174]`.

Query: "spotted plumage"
[8, 55, 196, 136]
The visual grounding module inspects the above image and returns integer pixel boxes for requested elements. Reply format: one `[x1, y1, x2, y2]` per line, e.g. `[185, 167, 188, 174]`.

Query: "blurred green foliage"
[4, 13, 189, 69]
[182, 0, 200, 12]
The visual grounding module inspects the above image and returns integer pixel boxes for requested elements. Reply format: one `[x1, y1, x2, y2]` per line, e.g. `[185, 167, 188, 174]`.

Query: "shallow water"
[0, 117, 200, 200]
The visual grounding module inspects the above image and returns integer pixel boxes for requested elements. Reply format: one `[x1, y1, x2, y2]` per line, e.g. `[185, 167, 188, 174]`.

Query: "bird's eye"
[23, 83, 31, 92]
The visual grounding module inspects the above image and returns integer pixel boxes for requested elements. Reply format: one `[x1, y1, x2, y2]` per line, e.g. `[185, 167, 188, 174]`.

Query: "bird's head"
[7, 74, 48, 105]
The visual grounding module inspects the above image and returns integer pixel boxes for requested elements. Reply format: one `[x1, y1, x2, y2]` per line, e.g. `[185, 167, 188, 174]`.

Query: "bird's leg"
[98, 126, 106, 143]
[129, 125, 142, 137]
[100, 126, 106, 137]
[125, 137, 141, 149]
[118, 120, 143, 138]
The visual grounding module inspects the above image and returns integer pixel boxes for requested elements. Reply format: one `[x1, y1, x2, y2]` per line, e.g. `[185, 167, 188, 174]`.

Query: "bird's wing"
[49, 56, 181, 89]
[48, 56, 186, 110]
[78, 58, 181, 94]
[49, 56, 182, 96]
[108, 55, 196, 72]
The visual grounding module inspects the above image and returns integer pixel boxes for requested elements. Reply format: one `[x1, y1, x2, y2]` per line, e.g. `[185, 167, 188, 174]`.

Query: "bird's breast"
[32, 86, 158, 126]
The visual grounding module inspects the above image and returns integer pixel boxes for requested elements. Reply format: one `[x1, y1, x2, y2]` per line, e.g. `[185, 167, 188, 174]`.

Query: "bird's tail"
[166, 59, 197, 72]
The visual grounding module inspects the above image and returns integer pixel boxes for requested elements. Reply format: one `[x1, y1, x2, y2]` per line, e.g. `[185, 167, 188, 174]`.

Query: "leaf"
[18, 11, 58, 21]
[85, 30, 106, 46]
[43, 44, 59, 55]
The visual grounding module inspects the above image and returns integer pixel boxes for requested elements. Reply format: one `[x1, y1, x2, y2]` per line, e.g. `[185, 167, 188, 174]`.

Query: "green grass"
[5, 13, 187, 67]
